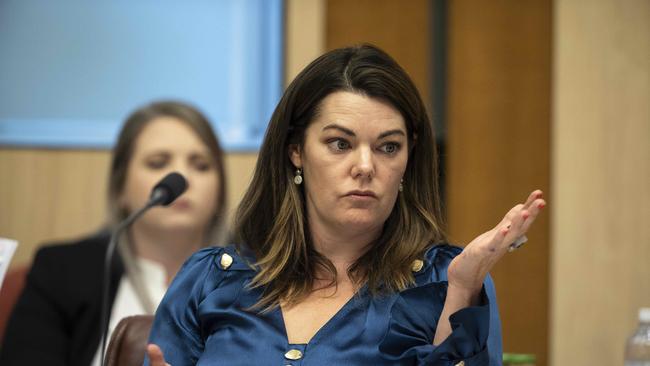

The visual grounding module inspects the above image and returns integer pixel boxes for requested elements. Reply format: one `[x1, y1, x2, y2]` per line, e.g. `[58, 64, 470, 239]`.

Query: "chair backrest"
[104, 315, 154, 366]
[0, 266, 28, 345]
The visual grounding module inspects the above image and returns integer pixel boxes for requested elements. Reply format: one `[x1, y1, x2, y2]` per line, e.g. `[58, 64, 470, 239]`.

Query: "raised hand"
[446, 190, 546, 293]
[433, 190, 546, 345]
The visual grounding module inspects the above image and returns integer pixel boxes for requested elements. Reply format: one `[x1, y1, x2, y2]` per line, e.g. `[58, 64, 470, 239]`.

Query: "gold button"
[411, 259, 424, 272]
[220, 253, 233, 269]
[284, 349, 303, 360]
[454, 361, 465, 366]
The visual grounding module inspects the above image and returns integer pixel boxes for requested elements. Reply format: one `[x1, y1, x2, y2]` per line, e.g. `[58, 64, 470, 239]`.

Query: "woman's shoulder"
[172, 244, 257, 291]
[412, 242, 463, 284]
[28, 230, 112, 278]
[183, 244, 256, 272]
[35, 230, 111, 259]
[162, 245, 257, 308]
[19, 231, 114, 306]
[423, 242, 463, 265]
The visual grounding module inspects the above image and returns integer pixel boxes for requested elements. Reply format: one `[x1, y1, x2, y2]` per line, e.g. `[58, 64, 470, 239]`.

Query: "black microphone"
[99, 172, 188, 366]
[149, 172, 188, 206]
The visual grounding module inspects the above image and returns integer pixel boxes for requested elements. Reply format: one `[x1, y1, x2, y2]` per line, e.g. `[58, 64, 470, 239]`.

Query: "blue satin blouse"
[146, 244, 502, 365]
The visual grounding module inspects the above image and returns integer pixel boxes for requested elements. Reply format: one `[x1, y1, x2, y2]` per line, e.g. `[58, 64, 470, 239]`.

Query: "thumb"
[146, 344, 170, 366]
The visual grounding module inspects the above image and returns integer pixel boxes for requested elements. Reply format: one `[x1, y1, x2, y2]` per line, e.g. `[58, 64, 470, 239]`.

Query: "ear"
[410, 133, 418, 152]
[288, 143, 302, 168]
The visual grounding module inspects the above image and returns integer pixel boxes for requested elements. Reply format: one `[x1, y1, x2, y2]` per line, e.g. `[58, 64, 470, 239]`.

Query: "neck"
[128, 223, 204, 283]
[309, 220, 380, 284]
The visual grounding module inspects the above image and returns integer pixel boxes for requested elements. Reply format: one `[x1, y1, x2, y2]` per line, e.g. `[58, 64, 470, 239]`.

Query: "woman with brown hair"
[0, 101, 228, 366]
[146, 45, 545, 365]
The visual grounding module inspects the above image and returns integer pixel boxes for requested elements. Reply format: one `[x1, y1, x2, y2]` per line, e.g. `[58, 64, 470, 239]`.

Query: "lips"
[170, 198, 192, 209]
[345, 190, 378, 198]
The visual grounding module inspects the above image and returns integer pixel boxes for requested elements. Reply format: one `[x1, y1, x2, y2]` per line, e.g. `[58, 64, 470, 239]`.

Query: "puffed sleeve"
[145, 246, 228, 366]
[379, 245, 502, 365]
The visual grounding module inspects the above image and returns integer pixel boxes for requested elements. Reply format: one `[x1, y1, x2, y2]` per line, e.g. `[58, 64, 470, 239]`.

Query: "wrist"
[447, 283, 482, 306]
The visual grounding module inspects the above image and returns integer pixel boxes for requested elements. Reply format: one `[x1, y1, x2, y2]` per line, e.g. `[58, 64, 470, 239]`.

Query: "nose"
[351, 146, 375, 180]
[168, 160, 192, 184]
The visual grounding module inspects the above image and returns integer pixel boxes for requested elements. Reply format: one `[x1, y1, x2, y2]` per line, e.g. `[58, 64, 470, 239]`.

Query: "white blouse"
[90, 257, 168, 366]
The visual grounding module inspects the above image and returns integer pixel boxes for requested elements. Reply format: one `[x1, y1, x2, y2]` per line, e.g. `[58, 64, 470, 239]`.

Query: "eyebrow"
[143, 151, 170, 157]
[322, 123, 355, 136]
[143, 149, 210, 157]
[322, 124, 406, 139]
[378, 129, 406, 139]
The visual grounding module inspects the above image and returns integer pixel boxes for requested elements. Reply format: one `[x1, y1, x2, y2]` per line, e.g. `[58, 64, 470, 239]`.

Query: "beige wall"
[285, 0, 325, 83]
[0, 0, 325, 270]
[0, 149, 258, 267]
[551, 0, 650, 365]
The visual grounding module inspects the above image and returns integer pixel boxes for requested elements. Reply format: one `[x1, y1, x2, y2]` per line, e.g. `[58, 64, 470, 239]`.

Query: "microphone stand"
[99, 194, 165, 366]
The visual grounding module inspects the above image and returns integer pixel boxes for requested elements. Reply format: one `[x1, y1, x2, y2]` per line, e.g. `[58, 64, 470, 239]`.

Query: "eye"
[190, 155, 214, 172]
[145, 156, 169, 169]
[378, 142, 401, 155]
[327, 138, 351, 152]
[192, 160, 213, 172]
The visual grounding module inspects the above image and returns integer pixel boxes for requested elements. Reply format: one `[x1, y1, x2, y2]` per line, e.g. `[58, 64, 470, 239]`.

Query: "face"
[290, 91, 408, 238]
[120, 117, 220, 235]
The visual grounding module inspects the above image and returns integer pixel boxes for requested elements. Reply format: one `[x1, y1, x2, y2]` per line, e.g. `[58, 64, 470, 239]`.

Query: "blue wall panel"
[0, 0, 283, 151]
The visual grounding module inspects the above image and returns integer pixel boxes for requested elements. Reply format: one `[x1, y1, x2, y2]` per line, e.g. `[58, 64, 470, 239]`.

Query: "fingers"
[147, 344, 170, 366]
[519, 190, 546, 231]
[502, 208, 528, 248]
[523, 190, 543, 210]
[498, 190, 547, 251]
[497, 203, 523, 231]
[519, 196, 546, 234]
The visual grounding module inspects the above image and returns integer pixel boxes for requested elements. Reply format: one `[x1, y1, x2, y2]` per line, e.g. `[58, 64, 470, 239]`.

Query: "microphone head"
[150, 172, 188, 206]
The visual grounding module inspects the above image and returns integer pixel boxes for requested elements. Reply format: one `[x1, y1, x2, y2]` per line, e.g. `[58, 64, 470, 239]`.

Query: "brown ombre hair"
[233, 44, 445, 310]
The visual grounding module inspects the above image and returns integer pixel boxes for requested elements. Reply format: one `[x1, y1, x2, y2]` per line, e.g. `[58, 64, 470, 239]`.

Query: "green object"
[502, 353, 536, 365]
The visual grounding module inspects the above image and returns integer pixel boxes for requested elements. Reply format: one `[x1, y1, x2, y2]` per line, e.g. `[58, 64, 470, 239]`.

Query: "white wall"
[551, 0, 650, 364]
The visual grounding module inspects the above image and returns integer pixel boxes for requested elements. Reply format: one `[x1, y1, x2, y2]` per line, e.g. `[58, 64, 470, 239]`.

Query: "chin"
[155, 215, 205, 231]
[339, 212, 384, 231]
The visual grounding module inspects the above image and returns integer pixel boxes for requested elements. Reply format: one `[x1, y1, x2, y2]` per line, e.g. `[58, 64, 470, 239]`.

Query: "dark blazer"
[0, 230, 124, 366]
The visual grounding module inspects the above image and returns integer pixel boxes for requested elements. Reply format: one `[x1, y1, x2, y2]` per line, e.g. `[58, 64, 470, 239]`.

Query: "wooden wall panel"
[552, 0, 650, 364]
[326, 0, 431, 105]
[0, 148, 257, 269]
[0, 149, 110, 266]
[446, 1, 552, 365]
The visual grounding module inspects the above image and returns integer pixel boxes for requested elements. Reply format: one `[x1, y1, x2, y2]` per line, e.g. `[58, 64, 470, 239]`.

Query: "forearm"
[433, 284, 481, 345]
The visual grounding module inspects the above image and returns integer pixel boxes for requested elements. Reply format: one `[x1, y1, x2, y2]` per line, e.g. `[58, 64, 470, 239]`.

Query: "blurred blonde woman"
[0, 101, 228, 366]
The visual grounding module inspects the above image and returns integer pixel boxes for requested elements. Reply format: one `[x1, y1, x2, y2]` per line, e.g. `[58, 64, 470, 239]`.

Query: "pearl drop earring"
[294, 168, 303, 185]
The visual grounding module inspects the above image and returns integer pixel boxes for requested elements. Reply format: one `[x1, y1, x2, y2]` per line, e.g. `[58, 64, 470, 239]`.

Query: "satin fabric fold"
[146, 244, 502, 365]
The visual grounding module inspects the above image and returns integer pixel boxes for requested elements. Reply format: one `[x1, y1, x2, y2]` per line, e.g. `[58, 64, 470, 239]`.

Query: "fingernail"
[538, 203, 546, 209]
